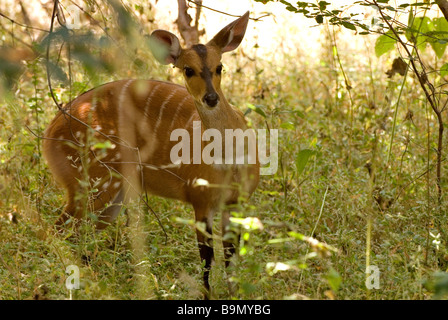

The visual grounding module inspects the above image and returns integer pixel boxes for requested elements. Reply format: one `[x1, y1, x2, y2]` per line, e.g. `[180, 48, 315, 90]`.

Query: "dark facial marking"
[192, 44, 218, 103]
[192, 44, 212, 81]
[192, 44, 208, 61]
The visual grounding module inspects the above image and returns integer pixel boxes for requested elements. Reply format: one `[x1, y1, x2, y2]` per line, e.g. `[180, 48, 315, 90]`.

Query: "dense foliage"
[1, 0, 448, 300]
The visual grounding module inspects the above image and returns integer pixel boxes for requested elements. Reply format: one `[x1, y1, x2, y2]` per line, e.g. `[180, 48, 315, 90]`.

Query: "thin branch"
[186, 0, 270, 21]
[0, 20, 35, 49]
[437, 0, 448, 21]
[177, 0, 202, 47]
[0, 11, 49, 33]
[46, 0, 63, 110]
[371, 0, 444, 205]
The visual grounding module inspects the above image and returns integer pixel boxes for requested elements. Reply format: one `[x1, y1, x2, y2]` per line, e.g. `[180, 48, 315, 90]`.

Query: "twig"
[186, 0, 270, 21]
[310, 186, 329, 238]
[437, 0, 448, 21]
[0, 20, 36, 49]
[177, 0, 203, 47]
[46, 0, 63, 110]
[0, 11, 49, 33]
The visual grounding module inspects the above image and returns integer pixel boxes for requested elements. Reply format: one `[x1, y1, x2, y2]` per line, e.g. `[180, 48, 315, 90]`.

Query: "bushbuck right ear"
[149, 30, 182, 65]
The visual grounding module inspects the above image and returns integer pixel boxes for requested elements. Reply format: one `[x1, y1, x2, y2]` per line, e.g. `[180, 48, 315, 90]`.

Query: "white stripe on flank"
[119, 80, 134, 106]
[160, 94, 191, 155]
[168, 95, 190, 131]
[144, 83, 161, 117]
[118, 80, 134, 134]
[153, 88, 178, 136]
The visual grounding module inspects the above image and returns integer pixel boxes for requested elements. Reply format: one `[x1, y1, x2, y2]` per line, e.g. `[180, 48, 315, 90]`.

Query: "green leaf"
[92, 140, 114, 150]
[280, 0, 297, 12]
[294, 109, 305, 119]
[440, 63, 448, 77]
[430, 17, 448, 58]
[326, 268, 342, 292]
[246, 103, 267, 118]
[295, 149, 315, 176]
[318, 1, 330, 10]
[241, 282, 257, 294]
[341, 21, 356, 31]
[433, 272, 448, 299]
[287, 231, 305, 240]
[375, 31, 397, 57]
[280, 121, 295, 130]
[406, 16, 433, 51]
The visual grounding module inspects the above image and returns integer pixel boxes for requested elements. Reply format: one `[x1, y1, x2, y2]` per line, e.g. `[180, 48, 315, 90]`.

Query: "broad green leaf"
[375, 31, 397, 57]
[295, 149, 315, 176]
[430, 17, 448, 58]
[440, 63, 448, 77]
[406, 16, 433, 51]
[341, 21, 356, 31]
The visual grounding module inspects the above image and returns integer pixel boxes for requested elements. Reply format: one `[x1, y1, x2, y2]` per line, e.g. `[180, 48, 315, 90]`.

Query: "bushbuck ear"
[208, 11, 249, 53]
[149, 30, 182, 65]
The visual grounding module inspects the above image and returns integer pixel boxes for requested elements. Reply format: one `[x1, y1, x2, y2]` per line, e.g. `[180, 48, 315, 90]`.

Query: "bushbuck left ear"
[208, 11, 250, 53]
[149, 30, 182, 65]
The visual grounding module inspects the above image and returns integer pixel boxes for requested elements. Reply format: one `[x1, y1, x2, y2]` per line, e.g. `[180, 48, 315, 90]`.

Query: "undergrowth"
[1, 1, 448, 300]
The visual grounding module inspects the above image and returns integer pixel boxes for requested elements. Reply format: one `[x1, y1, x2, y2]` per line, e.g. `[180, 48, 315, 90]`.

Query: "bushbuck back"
[43, 11, 259, 298]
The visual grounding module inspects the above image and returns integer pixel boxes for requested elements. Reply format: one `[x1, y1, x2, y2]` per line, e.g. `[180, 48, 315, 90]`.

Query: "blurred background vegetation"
[1, 0, 448, 300]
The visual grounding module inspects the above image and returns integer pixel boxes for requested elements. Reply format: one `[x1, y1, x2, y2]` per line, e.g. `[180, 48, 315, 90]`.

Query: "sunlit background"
[2, 0, 448, 300]
[1, 0, 380, 61]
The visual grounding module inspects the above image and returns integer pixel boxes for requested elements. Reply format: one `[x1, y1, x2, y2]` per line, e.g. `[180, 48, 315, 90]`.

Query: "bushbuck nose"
[203, 92, 219, 107]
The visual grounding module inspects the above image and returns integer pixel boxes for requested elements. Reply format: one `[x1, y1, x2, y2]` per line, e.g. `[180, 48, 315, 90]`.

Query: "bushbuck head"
[149, 11, 250, 109]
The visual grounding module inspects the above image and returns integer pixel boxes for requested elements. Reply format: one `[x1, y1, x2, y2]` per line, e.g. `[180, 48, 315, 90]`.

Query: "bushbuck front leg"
[221, 209, 238, 267]
[221, 208, 240, 296]
[194, 206, 214, 299]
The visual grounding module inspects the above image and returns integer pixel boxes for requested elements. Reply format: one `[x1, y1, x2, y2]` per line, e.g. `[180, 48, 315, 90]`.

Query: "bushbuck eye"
[216, 64, 223, 75]
[184, 67, 195, 78]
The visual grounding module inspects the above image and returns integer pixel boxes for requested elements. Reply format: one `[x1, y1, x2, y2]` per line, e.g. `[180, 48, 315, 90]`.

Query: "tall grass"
[1, 2, 447, 300]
